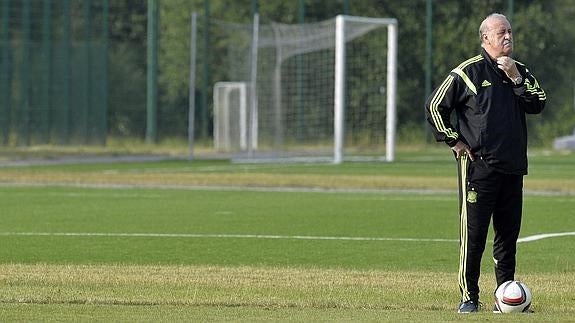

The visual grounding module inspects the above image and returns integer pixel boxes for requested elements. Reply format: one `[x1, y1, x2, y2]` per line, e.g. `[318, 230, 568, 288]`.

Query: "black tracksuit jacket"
[425, 48, 546, 175]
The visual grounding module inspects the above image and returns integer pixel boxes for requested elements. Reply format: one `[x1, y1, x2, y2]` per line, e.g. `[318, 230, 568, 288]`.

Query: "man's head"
[479, 13, 513, 58]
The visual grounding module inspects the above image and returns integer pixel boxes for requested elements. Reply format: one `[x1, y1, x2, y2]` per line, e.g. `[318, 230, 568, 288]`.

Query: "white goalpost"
[334, 15, 397, 163]
[197, 14, 398, 163]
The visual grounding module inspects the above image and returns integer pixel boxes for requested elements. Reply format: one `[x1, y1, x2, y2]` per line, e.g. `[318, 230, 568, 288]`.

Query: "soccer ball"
[494, 280, 532, 313]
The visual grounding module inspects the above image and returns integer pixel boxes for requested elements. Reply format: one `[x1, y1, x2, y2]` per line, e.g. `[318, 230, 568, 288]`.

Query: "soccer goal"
[196, 14, 397, 163]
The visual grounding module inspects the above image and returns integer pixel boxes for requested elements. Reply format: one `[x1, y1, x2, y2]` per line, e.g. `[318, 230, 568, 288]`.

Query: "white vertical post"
[213, 85, 221, 149]
[222, 88, 230, 150]
[334, 15, 345, 164]
[271, 23, 284, 149]
[386, 21, 398, 162]
[249, 13, 259, 152]
[188, 12, 197, 160]
[239, 83, 247, 150]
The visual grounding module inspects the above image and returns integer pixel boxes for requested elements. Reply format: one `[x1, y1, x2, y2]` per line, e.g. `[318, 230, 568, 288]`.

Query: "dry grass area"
[0, 264, 451, 309]
[0, 171, 457, 191]
[1, 264, 574, 313]
[1, 146, 574, 193]
[0, 170, 574, 194]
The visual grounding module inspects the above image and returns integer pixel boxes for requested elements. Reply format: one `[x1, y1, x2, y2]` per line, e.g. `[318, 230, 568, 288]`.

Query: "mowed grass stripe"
[0, 186, 573, 272]
[0, 186, 460, 240]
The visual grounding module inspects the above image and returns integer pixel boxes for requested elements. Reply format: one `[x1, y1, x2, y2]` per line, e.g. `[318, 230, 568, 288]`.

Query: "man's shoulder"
[459, 54, 484, 66]
[452, 55, 485, 74]
[456, 55, 485, 70]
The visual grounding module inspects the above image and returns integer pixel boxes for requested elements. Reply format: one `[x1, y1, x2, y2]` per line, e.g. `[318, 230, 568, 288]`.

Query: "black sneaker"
[458, 300, 480, 313]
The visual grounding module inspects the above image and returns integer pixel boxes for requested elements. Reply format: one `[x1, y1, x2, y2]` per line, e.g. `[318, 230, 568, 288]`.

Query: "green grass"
[0, 186, 573, 272]
[0, 148, 574, 320]
[0, 187, 455, 268]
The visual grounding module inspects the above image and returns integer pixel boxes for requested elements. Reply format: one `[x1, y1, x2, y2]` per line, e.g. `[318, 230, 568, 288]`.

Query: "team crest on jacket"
[467, 190, 478, 203]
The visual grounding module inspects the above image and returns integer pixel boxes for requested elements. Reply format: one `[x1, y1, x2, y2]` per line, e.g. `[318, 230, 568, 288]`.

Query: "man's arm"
[514, 67, 546, 114]
[425, 74, 461, 146]
[498, 58, 546, 114]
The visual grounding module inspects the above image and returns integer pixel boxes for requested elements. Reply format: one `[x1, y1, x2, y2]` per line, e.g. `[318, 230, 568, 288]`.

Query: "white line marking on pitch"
[517, 232, 575, 243]
[0, 232, 457, 242]
[0, 231, 574, 243]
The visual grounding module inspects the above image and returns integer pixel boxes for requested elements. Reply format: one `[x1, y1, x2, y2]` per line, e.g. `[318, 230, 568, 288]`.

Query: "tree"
[154, 0, 575, 145]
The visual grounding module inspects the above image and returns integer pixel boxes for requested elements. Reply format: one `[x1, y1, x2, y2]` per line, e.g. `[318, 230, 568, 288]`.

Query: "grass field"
[0, 148, 574, 321]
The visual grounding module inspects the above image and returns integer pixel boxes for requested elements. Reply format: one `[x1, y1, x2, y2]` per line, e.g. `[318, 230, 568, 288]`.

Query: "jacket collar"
[481, 47, 508, 80]
[481, 48, 498, 68]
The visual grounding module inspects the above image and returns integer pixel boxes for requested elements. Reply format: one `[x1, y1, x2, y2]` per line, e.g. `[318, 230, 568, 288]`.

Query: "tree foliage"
[114, 0, 575, 145]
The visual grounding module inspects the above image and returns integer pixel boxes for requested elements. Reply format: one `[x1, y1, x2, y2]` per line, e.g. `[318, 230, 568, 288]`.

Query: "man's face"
[483, 17, 513, 57]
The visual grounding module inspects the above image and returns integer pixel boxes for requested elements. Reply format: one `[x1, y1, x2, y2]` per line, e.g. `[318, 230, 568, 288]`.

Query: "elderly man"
[425, 13, 546, 313]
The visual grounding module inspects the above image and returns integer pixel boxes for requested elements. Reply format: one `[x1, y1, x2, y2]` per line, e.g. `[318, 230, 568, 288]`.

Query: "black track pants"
[456, 155, 523, 302]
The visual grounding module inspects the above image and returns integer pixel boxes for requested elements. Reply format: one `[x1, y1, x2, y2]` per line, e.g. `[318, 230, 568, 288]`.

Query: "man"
[425, 13, 546, 313]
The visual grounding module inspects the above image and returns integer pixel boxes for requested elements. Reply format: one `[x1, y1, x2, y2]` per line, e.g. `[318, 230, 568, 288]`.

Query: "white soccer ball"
[494, 280, 532, 313]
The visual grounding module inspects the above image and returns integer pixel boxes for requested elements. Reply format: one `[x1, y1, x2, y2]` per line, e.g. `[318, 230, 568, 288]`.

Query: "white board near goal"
[213, 82, 253, 151]
[202, 14, 397, 163]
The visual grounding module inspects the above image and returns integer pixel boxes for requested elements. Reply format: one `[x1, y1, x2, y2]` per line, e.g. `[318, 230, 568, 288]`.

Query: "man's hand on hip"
[451, 141, 476, 161]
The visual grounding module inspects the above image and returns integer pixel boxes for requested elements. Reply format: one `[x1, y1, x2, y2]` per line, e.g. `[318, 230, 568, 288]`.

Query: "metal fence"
[0, 0, 108, 146]
[1, 0, 574, 151]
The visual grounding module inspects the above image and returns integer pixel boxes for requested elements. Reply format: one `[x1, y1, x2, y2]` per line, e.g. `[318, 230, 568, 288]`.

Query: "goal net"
[203, 15, 397, 163]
